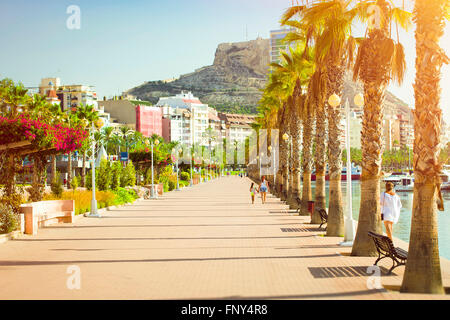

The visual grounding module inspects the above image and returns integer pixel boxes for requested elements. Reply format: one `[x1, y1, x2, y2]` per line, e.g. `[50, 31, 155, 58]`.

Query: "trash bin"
[307, 201, 315, 216]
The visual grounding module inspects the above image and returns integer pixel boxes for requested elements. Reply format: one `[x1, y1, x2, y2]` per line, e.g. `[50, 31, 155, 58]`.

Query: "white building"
[218, 113, 255, 143]
[270, 28, 296, 65]
[39, 77, 99, 111]
[157, 91, 211, 146]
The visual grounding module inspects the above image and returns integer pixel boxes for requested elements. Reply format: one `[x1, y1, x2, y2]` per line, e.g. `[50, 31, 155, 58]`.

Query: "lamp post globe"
[282, 133, 289, 141]
[354, 93, 364, 107]
[328, 93, 341, 108]
[95, 118, 104, 129]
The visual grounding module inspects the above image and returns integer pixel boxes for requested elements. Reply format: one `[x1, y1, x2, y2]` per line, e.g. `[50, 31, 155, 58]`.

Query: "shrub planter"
[0, 230, 22, 244]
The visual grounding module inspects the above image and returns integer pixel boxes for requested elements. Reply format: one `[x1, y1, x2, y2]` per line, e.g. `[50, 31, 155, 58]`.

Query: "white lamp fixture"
[354, 93, 364, 107]
[328, 93, 341, 108]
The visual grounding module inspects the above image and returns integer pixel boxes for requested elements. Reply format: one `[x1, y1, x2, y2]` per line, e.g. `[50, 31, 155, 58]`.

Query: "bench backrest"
[318, 209, 328, 221]
[368, 231, 395, 254]
[21, 200, 74, 214]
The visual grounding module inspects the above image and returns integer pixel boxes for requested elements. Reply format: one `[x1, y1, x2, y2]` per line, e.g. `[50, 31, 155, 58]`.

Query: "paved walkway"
[0, 176, 449, 299]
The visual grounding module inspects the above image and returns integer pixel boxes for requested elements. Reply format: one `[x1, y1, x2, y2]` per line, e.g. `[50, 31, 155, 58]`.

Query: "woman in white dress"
[380, 182, 402, 240]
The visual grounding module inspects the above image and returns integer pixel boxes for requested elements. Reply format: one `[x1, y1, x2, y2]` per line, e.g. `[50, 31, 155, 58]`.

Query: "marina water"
[310, 181, 450, 260]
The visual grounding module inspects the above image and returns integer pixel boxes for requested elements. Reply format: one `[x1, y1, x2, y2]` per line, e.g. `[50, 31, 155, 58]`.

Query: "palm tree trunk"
[289, 115, 302, 209]
[67, 152, 72, 189]
[278, 103, 289, 201]
[30, 155, 46, 202]
[312, 95, 327, 224]
[51, 155, 56, 182]
[400, 0, 447, 294]
[300, 117, 313, 216]
[351, 2, 392, 255]
[325, 60, 345, 236]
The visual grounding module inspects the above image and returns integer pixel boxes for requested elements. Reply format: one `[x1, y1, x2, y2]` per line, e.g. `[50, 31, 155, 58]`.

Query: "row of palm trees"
[256, 0, 448, 294]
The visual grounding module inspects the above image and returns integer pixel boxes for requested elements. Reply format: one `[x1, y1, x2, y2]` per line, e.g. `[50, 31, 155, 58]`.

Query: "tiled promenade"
[0, 176, 448, 299]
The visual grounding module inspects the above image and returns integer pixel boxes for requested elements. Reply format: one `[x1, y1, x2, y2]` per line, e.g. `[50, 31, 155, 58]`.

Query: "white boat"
[395, 176, 414, 192]
[383, 172, 410, 184]
[440, 167, 450, 191]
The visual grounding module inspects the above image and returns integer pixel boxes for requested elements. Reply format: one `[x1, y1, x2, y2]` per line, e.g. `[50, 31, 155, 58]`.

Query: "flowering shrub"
[0, 115, 88, 153]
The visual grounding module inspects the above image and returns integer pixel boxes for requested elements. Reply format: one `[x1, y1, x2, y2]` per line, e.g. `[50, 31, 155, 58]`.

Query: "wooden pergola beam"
[0, 140, 31, 151]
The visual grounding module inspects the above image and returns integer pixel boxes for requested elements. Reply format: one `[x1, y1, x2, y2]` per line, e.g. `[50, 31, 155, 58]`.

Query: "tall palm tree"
[270, 46, 315, 209]
[351, 0, 411, 255]
[101, 126, 117, 156]
[62, 111, 81, 189]
[282, 0, 363, 234]
[310, 69, 328, 223]
[400, 0, 449, 294]
[260, 71, 294, 198]
[119, 126, 135, 154]
[76, 104, 99, 187]
[257, 93, 280, 188]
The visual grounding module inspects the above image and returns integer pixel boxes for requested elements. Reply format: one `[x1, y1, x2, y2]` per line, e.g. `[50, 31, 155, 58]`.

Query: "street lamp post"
[328, 92, 364, 245]
[190, 145, 194, 186]
[86, 118, 103, 218]
[282, 133, 291, 198]
[260, 152, 264, 179]
[173, 148, 181, 191]
[147, 138, 159, 199]
[268, 145, 276, 190]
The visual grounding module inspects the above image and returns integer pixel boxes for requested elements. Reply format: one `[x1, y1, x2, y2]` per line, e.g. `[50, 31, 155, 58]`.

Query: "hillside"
[124, 38, 270, 113]
[125, 37, 410, 116]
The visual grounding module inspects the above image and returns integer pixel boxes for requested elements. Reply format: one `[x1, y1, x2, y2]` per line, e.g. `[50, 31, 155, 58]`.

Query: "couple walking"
[250, 176, 269, 204]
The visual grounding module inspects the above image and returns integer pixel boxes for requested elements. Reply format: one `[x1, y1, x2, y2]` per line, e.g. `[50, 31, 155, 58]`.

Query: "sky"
[0, 0, 449, 122]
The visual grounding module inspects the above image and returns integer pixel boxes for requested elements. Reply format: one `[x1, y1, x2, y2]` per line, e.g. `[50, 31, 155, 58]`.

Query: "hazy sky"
[0, 0, 449, 122]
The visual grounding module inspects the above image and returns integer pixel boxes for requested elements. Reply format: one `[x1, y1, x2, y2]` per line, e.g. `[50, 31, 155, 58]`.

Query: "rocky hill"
[125, 37, 410, 116]
[124, 38, 270, 112]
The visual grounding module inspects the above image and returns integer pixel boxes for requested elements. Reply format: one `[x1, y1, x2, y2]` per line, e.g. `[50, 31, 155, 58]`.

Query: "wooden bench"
[318, 209, 328, 229]
[295, 197, 302, 213]
[20, 200, 75, 235]
[368, 231, 408, 274]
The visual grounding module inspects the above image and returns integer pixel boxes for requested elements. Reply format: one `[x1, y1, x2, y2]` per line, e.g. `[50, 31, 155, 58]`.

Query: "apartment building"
[270, 28, 296, 65]
[156, 91, 210, 145]
[218, 113, 255, 143]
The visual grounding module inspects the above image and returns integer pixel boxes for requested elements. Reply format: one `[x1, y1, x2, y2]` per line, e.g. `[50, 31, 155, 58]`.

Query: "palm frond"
[281, 5, 307, 25]
[391, 42, 406, 85]
[391, 7, 412, 31]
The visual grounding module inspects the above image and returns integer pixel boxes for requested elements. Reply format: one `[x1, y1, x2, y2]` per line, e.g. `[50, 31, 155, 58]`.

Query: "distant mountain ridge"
[124, 38, 270, 113]
[125, 37, 410, 116]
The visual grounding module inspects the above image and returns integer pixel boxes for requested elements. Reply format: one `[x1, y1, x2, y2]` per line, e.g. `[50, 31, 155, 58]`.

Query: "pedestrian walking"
[250, 182, 257, 204]
[258, 176, 269, 204]
[380, 182, 402, 240]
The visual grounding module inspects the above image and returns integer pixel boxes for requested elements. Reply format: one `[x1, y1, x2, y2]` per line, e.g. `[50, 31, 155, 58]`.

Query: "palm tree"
[400, 0, 449, 295]
[101, 127, 117, 156]
[310, 69, 328, 223]
[62, 111, 81, 189]
[0, 79, 28, 117]
[259, 73, 292, 198]
[118, 126, 135, 155]
[351, 0, 411, 256]
[282, 0, 363, 234]
[76, 104, 99, 187]
[270, 46, 315, 209]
